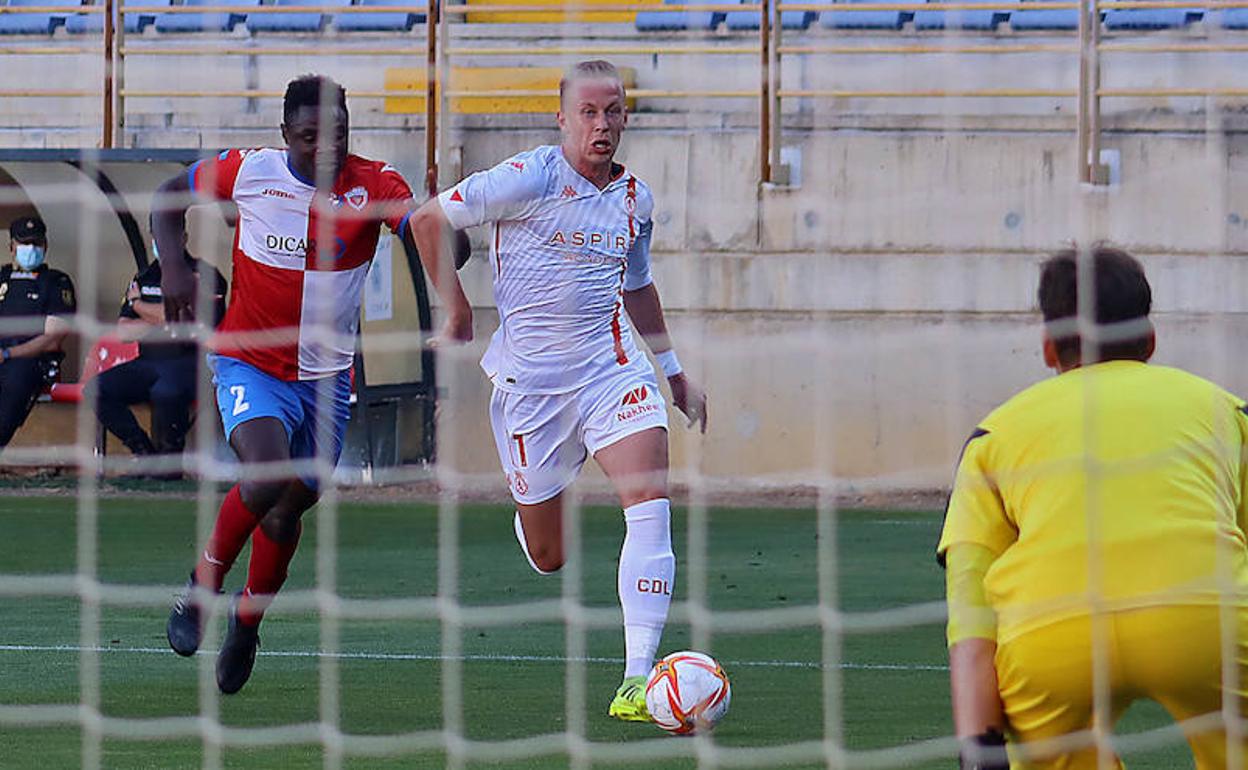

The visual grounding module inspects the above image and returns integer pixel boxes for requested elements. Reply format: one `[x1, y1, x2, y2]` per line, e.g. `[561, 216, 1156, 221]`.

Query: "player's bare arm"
[624, 283, 707, 433]
[153, 173, 196, 323]
[409, 197, 473, 346]
[950, 638, 1009, 769]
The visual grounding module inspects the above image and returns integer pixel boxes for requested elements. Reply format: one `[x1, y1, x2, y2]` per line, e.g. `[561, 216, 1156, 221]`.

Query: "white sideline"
[0, 643, 949, 672]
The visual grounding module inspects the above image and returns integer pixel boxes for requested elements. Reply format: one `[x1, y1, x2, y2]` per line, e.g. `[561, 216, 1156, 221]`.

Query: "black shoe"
[216, 592, 260, 695]
[167, 573, 211, 657]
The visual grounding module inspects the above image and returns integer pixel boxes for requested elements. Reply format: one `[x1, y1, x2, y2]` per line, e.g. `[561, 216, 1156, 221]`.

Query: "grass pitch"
[0, 494, 1193, 768]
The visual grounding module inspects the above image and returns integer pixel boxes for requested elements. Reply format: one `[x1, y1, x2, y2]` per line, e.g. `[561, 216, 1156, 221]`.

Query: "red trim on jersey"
[625, 176, 637, 241]
[610, 262, 628, 366]
[607, 176, 638, 367]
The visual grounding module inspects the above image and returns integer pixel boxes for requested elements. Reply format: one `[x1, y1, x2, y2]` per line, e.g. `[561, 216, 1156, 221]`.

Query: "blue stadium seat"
[636, 0, 737, 31]
[1214, 8, 1248, 27]
[66, 0, 170, 33]
[154, 0, 258, 32]
[0, 0, 81, 34]
[913, 0, 1014, 30]
[1008, 8, 1077, 30]
[335, 0, 425, 31]
[246, 0, 349, 32]
[1102, 7, 1199, 28]
[819, 0, 924, 30]
[723, 9, 815, 29]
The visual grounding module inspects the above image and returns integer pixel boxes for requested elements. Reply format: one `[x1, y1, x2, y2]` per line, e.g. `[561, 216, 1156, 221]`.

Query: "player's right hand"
[161, 266, 197, 323]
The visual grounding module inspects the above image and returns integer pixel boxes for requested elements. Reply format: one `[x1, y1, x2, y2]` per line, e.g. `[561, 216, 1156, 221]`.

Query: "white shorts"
[489, 360, 669, 505]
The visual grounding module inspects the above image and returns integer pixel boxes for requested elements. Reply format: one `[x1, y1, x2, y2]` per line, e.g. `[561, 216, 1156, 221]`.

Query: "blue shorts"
[209, 354, 352, 491]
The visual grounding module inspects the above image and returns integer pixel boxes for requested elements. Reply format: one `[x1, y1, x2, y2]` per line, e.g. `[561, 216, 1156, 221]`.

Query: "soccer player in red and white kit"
[410, 60, 708, 721]
[156, 75, 427, 694]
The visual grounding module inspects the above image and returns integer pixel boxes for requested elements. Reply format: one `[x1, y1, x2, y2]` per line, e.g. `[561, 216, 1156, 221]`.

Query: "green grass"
[0, 496, 1194, 768]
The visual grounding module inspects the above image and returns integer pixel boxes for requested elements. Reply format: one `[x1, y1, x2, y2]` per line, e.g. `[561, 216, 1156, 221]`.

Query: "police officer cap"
[9, 215, 46, 243]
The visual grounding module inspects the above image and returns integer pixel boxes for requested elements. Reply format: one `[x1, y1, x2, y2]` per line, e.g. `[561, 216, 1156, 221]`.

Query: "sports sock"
[617, 498, 675, 678]
[194, 484, 262, 592]
[238, 521, 302, 627]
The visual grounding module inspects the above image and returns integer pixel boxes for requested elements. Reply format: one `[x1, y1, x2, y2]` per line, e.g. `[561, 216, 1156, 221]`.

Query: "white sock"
[514, 512, 557, 575]
[617, 498, 675, 678]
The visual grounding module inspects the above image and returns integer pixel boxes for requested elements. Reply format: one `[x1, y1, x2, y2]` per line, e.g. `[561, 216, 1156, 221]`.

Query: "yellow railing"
[2, 0, 1248, 183]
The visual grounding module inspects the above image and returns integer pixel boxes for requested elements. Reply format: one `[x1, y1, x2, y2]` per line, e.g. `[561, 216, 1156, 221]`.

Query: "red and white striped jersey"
[190, 148, 415, 381]
[438, 145, 656, 395]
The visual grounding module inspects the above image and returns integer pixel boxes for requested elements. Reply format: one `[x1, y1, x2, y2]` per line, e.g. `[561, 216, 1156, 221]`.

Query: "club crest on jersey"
[561, 185, 577, 199]
[449, 188, 464, 203]
[345, 186, 368, 211]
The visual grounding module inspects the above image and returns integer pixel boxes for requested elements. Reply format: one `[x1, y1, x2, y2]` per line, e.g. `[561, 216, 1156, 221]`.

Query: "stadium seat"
[819, 0, 924, 31]
[913, 0, 1015, 30]
[723, 9, 815, 29]
[1214, 8, 1248, 27]
[0, 0, 82, 35]
[1008, 8, 1078, 30]
[335, 0, 425, 31]
[1102, 7, 1200, 28]
[245, 0, 350, 32]
[154, 0, 258, 33]
[635, 0, 737, 32]
[66, 0, 170, 34]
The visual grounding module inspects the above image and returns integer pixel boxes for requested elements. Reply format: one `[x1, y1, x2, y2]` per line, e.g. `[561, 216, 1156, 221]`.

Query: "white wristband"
[654, 349, 682, 378]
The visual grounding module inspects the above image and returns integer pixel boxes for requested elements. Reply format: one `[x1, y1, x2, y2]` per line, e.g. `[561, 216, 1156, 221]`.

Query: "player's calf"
[513, 511, 563, 574]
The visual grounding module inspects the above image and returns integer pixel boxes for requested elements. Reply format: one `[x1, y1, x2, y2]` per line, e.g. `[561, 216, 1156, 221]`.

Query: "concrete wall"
[427, 119, 1248, 496]
[5, 45, 1248, 491]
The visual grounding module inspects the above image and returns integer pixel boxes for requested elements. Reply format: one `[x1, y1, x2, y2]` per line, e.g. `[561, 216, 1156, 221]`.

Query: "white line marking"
[0, 644, 948, 672]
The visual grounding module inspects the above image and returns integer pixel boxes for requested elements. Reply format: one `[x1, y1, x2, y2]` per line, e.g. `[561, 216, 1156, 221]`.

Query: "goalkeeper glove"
[960, 729, 1008, 770]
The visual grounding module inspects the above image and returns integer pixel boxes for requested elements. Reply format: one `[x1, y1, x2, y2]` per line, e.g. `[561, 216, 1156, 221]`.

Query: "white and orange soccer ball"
[645, 651, 731, 735]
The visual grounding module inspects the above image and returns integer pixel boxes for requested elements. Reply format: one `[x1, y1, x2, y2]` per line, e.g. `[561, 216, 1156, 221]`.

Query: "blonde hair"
[558, 60, 624, 104]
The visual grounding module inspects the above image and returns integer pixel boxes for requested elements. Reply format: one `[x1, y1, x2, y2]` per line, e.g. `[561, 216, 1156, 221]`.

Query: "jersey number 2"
[229, 385, 250, 417]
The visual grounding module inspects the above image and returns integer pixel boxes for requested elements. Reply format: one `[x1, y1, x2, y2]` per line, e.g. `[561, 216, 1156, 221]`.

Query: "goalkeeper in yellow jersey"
[939, 246, 1248, 770]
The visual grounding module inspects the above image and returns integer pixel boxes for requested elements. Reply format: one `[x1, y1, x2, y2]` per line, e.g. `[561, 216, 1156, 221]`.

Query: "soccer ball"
[645, 651, 731, 735]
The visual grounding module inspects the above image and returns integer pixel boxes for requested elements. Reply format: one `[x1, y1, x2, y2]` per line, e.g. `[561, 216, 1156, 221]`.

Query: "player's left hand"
[429, 311, 474, 348]
[668, 373, 707, 433]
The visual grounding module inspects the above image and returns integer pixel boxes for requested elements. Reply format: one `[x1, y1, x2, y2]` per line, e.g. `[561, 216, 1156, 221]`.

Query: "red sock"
[194, 485, 262, 593]
[238, 521, 302, 627]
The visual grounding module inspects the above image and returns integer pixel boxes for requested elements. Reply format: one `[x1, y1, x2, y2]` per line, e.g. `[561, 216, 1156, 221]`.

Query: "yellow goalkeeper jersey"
[937, 360, 1248, 644]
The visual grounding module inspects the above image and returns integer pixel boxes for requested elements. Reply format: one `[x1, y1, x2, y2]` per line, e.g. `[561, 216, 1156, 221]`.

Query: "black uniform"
[89, 253, 227, 456]
[0, 263, 76, 446]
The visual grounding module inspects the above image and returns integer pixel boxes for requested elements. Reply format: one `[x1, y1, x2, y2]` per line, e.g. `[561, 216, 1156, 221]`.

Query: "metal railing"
[2, 0, 1248, 183]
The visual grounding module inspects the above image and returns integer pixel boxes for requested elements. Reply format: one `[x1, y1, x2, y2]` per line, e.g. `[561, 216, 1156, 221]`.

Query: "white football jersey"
[439, 145, 656, 394]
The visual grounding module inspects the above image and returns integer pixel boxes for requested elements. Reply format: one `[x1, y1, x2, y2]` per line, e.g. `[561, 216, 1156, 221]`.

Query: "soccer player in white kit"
[410, 60, 708, 722]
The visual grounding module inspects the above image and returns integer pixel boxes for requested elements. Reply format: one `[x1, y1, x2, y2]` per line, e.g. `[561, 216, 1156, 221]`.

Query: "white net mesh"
[1, 0, 1246, 767]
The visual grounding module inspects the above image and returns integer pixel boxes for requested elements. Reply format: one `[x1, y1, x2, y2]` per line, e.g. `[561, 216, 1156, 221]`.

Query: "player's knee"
[239, 480, 285, 517]
[259, 510, 301, 544]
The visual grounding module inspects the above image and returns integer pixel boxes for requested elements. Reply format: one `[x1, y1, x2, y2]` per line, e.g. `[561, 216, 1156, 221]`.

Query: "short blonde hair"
[559, 60, 624, 104]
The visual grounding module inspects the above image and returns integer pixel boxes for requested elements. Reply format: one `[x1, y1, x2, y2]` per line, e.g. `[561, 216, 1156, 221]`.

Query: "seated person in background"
[89, 225, 227, 463]
[0, 215, 76, 450]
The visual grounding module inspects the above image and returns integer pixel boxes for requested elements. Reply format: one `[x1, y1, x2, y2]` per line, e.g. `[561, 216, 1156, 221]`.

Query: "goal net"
[0, 0, 1245, 767]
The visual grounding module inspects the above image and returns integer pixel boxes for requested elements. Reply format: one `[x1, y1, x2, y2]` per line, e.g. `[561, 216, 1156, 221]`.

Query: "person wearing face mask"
[87, 222, 227, 470]
[0, 215, 76, 449]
